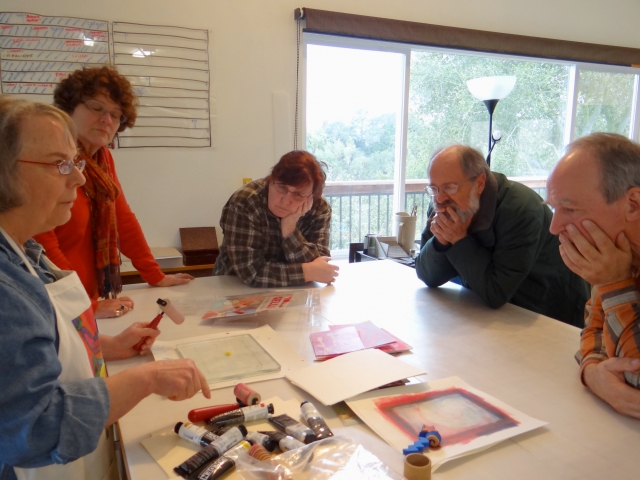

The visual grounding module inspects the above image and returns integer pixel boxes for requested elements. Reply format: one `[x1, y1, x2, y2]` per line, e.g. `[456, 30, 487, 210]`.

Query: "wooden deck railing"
[324, 176, 547, 250]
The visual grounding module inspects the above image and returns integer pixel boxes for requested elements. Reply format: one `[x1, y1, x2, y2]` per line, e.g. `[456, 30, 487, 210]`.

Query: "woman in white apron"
[0, 98, 210, 480]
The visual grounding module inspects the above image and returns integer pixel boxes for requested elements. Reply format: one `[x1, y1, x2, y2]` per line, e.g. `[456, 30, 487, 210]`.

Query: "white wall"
[4, 0, 639, 247]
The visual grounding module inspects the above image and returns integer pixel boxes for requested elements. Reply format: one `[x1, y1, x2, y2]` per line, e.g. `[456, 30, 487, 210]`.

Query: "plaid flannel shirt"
[577, 277, 640, 388]
[213, 179, 331, 287]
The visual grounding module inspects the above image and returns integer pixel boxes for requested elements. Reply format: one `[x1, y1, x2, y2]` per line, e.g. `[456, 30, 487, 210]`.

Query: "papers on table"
[286, 349, 426, 405]
[311, 321, 412, 360]
[346, 377, 548, 471]
[201, 290, 312, 320]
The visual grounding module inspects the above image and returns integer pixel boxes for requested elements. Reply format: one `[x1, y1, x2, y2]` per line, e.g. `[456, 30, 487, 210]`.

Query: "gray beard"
[434, 186, 481, 223]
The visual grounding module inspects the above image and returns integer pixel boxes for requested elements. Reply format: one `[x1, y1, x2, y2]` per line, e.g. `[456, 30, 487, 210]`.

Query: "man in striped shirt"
[547, 132, 640, 419]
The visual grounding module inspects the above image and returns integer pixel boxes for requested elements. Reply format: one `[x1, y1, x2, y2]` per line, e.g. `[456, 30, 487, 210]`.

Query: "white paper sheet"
[285, 349, 426, 405]
[346, 376, 548, 471]
[151, 325, 306, 389]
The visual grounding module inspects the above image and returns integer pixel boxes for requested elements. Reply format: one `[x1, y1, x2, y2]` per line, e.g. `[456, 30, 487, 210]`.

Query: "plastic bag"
[234, 435, 402, 480]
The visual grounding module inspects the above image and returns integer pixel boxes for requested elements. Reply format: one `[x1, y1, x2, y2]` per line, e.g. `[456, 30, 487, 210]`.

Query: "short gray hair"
[0, 96, 76, 212]
[567, 133, 640, 204]
[429, 145, 490, 179]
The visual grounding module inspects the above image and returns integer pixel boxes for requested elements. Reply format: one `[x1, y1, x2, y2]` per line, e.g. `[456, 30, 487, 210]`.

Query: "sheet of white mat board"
[286, 348, 426, 405]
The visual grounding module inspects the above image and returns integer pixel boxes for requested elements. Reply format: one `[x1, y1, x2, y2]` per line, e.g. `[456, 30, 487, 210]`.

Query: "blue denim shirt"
[0, 235, 109, 480]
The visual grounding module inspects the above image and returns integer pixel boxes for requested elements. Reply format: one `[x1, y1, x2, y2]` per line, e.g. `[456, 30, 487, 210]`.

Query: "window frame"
[302, 33, 640, 249]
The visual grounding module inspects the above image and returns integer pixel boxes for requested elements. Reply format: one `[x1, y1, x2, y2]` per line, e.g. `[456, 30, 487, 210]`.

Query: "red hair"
[266, 150, 327, 199]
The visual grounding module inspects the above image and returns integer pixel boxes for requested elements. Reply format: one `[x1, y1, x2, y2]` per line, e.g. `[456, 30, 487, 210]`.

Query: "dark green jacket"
[416, 172, 589, 327]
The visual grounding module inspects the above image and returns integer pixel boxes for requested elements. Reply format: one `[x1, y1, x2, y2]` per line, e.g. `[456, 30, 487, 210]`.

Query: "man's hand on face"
[430, 206, 472, 246]
[559, 219, 633, 286]
[583, 358, 640, 419]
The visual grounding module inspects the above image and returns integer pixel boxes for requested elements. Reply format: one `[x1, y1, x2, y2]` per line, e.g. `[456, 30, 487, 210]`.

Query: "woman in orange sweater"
[35, 67, 193, 318]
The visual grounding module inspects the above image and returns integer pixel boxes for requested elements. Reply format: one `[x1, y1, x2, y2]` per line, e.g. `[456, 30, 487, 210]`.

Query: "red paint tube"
[188, 403, 240, 423]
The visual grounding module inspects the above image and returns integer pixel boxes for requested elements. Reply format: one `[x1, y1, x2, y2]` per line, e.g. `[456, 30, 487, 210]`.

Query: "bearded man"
[415, 145, 589, 326]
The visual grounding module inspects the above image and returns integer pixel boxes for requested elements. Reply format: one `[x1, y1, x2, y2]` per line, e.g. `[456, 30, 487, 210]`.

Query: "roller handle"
[133, 312, 164, 351]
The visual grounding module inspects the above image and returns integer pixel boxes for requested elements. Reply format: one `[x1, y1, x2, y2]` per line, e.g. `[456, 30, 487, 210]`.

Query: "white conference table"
[99, 260, 640, 480]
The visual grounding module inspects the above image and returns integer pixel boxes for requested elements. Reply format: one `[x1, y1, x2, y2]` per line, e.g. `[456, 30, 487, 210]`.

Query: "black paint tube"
[206, 403, 274, 428]
[192, 441, 250, 480]
[300, 401, 334, 440]
[173, 424, 247, 478]
[174, 422, 219, 447]
[268, 413, 316, 444]
[246, 431, 278, 452]
[258, 430, 305, 452]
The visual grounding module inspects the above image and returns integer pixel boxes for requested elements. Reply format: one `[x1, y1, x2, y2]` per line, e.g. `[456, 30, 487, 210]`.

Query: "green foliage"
[307, 49, 637, 249]
[307, 112, 396, 181]
[408, 52, 570, 178]
[575, 70, 635, 137]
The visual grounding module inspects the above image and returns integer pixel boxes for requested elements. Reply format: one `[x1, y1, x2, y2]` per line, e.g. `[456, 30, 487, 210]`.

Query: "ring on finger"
[115, 310, 122, 317]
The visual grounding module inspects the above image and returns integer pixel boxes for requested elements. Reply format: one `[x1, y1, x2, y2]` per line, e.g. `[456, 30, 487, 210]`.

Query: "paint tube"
[174, 422, 219, 447]
[173, 424, 247, 478]
[206, 403, 274, 428]
[193, 441, 250, 480]
[258, 430, 305, 452]
[188, 403, 240, 423]
[300, 401, 333, 440]
[246, 431, 278, 452]
[268, 413, 316, 444]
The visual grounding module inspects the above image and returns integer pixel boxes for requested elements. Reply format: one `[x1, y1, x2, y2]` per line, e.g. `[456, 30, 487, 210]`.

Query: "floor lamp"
[466, 76, 516, 167]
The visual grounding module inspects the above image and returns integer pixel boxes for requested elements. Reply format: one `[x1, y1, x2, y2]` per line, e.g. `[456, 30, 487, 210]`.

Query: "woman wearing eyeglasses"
[0, 97, 210, 480]
[214, 150, 339, 286]
[34, 66, 193, 319]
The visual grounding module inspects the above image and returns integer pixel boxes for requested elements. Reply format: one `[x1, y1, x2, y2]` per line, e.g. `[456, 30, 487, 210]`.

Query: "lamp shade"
[466, 76, 516, 101]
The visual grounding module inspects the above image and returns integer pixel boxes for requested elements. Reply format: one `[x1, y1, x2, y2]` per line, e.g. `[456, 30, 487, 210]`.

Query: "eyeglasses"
[272, 182, 313, 200]
[82, 99, 127, 125]
[424, 178, 475, 197]
[19, 156, 86, 175]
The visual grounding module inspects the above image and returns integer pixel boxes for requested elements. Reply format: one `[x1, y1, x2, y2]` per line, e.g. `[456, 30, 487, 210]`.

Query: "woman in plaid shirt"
[214, 151, 339, 287]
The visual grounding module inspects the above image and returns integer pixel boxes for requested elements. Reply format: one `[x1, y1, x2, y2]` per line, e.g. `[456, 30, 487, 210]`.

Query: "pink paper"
[310, 327, 365, 358]
[329, 323, 412, 354]
[329, 321, 395, 348]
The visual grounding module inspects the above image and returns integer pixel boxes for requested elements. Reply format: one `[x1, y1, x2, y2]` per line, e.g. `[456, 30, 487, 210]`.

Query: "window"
[303, 34, 640, 251]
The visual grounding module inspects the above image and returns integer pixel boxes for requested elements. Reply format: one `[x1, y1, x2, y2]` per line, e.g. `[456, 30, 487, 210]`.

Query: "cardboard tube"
[403, 454, 431, 480]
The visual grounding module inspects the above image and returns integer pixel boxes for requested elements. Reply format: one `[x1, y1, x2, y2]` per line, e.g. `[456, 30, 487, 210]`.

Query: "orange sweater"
[34, 147, 164, 310]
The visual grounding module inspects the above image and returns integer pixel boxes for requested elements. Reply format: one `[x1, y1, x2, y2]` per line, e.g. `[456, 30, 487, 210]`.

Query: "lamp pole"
[483, 99, 499, 167]
[466, 76, 516, 169]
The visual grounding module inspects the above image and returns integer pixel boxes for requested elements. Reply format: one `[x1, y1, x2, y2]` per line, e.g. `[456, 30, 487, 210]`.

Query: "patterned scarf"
[78, 145, 122, 299]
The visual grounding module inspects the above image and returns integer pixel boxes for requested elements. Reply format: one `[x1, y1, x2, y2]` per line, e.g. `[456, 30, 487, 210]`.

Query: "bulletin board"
[0, 12, 211, 148]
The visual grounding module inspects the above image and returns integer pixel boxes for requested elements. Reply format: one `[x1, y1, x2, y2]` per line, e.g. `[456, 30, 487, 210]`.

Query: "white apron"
[0, 228, 115, 480]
